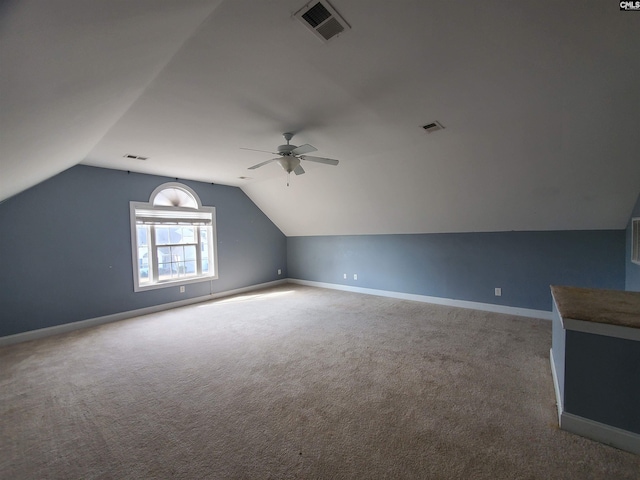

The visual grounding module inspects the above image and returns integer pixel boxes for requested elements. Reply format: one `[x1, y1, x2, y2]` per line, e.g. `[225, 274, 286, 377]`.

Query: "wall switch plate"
[180, 286, 186, 293]
[354, 274, 358, 280]
[343, 273, 347, 279]
[495, 287, 501, 296]
[278, 269, 282, 275]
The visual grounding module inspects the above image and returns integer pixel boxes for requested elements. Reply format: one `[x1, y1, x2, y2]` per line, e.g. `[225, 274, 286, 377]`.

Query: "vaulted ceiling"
[2, 0, 639, 236]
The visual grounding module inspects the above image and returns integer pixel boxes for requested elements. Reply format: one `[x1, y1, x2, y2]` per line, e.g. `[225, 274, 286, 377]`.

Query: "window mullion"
[196, 226, 203, 275]
[150, 225, 159, 282]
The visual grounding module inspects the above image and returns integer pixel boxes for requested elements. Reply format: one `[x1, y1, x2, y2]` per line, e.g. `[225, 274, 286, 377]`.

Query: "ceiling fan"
[242, 132, 339, 185]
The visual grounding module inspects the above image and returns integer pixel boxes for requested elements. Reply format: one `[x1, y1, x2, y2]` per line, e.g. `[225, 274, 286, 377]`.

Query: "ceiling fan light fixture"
[278, 156, 301, 173]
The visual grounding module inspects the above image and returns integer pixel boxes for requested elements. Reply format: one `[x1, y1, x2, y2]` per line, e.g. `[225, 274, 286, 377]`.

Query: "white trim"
[0, 280, 287, 347]
[130, 196, 219, 292]
[562, 317, 640, 341]
[560, 411, 640, 455]
[288, 279, 552, 320]
[549, 348, 563, 424]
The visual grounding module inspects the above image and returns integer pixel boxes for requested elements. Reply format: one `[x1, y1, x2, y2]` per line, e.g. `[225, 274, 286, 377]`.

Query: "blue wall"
[0, 165, 287, 337]
[287, 230, 625, 312]
[564, 330, 640, 434]
[1, 164, 631, 338]
[626, 191, 640, 292]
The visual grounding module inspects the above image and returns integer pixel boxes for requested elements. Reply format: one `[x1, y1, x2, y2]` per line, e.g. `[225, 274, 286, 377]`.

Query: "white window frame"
[632, 217, 640, 265]
[130, 183, 218, 292]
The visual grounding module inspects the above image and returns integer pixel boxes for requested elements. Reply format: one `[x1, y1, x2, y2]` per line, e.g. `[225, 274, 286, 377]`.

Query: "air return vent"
[123, 154, 148, 160]
[421, 121, 445, 133]
[295, 1, 350, 43]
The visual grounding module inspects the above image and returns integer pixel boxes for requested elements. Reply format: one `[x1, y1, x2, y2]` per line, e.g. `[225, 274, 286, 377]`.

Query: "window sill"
[134, 275, 218, 293]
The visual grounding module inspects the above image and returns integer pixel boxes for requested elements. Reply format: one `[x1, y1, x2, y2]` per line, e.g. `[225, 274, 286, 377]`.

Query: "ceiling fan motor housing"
[277, 144, 297, 155]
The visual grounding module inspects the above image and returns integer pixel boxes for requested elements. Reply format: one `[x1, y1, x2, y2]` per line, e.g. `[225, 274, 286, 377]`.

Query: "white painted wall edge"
[560, 412, 640, 456]
[288, 279, 553, 320]
[549, 348, 563, 424]
[0, 279, 288, 347]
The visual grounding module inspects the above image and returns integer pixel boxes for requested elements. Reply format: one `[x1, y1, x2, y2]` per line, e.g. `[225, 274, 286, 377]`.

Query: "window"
[130, 183, 217, 291]
[633, 218, 640, 265]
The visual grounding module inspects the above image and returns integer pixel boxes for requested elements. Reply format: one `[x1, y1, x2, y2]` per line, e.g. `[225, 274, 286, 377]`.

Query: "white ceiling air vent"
[421, 121, 445, 133]
[295, 1, 350, 43]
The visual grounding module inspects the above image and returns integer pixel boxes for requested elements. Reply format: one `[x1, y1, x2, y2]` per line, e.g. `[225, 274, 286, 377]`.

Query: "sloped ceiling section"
[0, 0, 222, 202]
[3, 1, 640, 236]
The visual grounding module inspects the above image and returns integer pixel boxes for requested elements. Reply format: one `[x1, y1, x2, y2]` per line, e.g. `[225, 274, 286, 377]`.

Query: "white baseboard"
[0, 279, 288, 347]
[560, 412, 640, 455]
[549, 348, 563, 424]
[0, 278, 554, 346]
[288, 279, 553, 320]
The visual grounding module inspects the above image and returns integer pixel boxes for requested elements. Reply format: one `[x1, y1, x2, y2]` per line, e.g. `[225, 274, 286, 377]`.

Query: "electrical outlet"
[278, 269, 282, 275]
[354, 274, 358, 280]
[180, 286, 186, 293]
[343, 273, 347, 279]
[494, 287, 501, 296]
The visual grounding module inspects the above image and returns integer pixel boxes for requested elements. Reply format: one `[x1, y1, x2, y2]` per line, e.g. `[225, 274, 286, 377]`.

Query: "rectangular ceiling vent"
[123, 154, 148, 161]
[421, 121, 445, 133]
[295, 1, 350, 43]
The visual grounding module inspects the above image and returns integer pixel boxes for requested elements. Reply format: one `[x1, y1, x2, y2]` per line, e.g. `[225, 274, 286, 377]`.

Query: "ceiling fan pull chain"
[287, 171, 290, 187]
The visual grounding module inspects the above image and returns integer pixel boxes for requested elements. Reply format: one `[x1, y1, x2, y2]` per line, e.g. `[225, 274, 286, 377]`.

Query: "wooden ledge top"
[551, 285, 640, 329]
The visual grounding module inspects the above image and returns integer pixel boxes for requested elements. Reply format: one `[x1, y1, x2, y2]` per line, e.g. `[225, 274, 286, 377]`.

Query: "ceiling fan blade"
[240, 147, 278, 154]
[248, 157, 280, 170]
[293, 164, 305, 175]
[300, 155, 339, 166]
[291, 143, 317, 155]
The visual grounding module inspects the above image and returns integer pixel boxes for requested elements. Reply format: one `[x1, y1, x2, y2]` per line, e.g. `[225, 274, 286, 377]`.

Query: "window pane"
[171, 245, 185, 261]
[155, 226, 170, 245]
[169, 227, 183, 244]
[138, 248, 149, 282]
[200, 227, 210, 273]
[184, 260, 196, 274]
[176, 261, 186, 276]
[184, 245, 196, 261]
[158, 246, 171, 259]
[181, 226, 195, 244]
[137, 226, 148, 246]
[157, 246, 172, 281]
[201, 229, 209, 259]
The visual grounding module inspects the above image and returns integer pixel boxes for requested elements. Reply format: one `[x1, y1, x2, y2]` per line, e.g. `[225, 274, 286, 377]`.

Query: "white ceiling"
[3, 0, 639, 236]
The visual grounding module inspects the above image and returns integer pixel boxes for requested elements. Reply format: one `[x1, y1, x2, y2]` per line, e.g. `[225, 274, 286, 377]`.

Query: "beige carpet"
[1, 284, 638, 479]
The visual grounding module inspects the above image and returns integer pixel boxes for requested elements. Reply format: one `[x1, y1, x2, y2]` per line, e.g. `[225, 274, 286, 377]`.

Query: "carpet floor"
[1, 284, 639, 479]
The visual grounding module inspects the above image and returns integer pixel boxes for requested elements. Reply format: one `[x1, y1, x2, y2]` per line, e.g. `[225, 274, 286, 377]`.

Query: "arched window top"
[149, 182, 201, 209]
